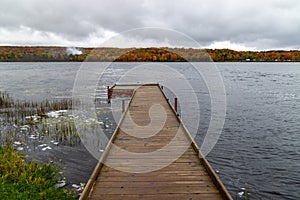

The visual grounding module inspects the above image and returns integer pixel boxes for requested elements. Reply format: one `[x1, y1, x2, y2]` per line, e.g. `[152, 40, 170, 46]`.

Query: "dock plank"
[81, 84, 232, 200]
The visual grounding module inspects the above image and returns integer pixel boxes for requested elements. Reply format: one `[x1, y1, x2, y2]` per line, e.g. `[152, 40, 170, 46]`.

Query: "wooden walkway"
[81, 84, 232, 200]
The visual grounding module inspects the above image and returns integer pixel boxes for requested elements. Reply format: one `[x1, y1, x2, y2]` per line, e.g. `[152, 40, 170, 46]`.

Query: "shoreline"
[0, 46, 299, 62]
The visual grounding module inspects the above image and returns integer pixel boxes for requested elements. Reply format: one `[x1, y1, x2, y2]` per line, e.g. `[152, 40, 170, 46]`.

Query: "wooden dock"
[81, 84, 232, 200]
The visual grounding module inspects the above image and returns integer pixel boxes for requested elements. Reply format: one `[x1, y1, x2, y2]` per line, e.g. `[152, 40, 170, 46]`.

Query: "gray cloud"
[0, 0, 299, 50]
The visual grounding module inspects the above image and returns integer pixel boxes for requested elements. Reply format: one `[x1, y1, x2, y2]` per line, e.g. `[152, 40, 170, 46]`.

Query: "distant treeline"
[0, 46, 300, 62]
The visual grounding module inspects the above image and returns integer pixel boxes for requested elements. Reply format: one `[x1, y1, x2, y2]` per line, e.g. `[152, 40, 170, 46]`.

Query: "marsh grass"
[0, 146, 77, 200]
[0, 91, 109, 198]
[0, 91, 82, 146]
[0, 91, 75, 124]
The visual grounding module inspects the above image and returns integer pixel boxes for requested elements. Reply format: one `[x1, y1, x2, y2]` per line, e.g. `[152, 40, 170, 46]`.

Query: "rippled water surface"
[0, 62, 299, 199]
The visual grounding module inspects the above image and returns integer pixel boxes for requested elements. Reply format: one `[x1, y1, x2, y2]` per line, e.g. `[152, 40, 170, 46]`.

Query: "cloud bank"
[0, 0, 299, 50]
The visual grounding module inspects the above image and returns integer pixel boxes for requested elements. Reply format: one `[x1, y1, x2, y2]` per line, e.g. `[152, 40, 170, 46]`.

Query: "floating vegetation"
[0, 89, 114, 148]
[0, 91, 111, 197]
[0, 91, 82, 147]
[0, 90, 117, 197]
[235, 187, 251, 200]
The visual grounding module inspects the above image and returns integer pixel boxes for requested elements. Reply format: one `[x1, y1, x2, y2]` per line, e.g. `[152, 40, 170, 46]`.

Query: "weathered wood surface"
[81, 84, 232, 200]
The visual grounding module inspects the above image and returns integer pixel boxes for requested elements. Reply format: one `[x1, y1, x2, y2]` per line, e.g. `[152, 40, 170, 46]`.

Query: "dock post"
[161, 85, 163, 90]
[122, 100, 125, 113]
[174, 97, 178, 112]
[107, 86, 110, 97]
[107, 86, 112, 103]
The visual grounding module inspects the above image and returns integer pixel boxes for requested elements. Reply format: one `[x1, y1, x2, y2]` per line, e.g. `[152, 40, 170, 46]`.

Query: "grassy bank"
[0, 146, 77, 200]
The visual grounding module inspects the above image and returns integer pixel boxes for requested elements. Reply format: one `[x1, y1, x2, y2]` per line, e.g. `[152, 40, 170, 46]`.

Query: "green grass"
[0, 146, 77, 200]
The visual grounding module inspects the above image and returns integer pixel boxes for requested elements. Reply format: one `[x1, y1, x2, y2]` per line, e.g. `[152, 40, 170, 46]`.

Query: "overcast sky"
[0, 0, 299, 50]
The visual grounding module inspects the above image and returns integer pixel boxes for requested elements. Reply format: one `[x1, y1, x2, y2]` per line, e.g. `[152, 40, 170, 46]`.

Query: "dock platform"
[81, 84, 232, 200]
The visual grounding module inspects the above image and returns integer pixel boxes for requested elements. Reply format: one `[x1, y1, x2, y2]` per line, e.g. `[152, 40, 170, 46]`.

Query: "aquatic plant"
[0, 91, 82, 147]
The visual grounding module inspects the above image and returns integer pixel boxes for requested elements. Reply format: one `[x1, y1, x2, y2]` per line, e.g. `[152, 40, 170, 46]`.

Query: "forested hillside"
[0, 46, 299, 62]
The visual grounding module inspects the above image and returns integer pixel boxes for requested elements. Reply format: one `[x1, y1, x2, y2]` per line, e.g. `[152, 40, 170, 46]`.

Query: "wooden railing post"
[122, 100, 125, 113]
[174, 97, 178, 112]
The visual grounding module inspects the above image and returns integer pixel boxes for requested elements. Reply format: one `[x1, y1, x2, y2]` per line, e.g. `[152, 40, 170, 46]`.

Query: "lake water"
[0, 62, 299, 199]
